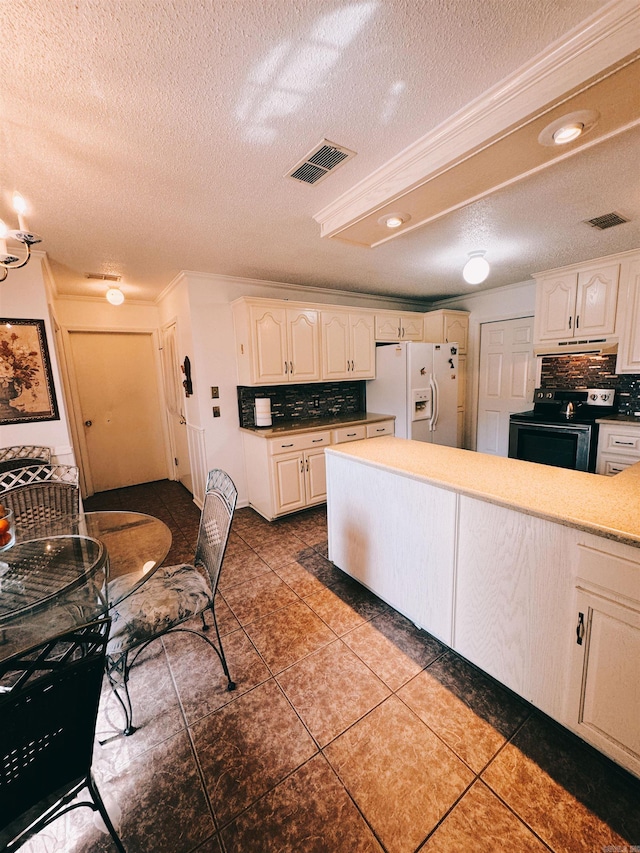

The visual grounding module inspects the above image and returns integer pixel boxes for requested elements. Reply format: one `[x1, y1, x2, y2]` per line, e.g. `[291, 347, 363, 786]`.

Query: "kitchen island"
[325, 437, 640, 778]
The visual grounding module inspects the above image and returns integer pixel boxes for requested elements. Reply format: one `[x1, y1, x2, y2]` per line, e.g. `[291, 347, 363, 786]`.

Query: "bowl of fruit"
[0, 506, 15, 551]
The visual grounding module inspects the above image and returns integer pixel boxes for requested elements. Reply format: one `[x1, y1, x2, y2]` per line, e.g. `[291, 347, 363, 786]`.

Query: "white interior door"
[476, 317, 535, 456]
[161, 322, 193, 495]
[69, 331, 168, 493]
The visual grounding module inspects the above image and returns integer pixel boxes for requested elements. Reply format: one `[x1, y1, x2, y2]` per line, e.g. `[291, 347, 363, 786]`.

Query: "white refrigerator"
[366, 341, 459, 446]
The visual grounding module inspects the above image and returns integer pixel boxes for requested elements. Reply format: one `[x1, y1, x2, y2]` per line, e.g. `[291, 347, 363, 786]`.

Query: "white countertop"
[240, 411, 394, 438]
[326, 437, 640, 547]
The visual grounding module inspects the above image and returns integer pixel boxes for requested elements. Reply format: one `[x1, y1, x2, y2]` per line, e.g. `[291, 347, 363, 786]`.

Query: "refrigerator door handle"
[429, 376, 439, 431]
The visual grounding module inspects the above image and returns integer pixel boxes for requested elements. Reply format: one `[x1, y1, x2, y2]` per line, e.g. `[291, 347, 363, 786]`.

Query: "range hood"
[534, 338, 618, 357]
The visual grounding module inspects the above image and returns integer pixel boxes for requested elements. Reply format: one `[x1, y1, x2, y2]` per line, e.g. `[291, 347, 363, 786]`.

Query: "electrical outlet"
[212, 406, 220, 417]
[211, 386, 219, 398]
[313, 397, 320, 408]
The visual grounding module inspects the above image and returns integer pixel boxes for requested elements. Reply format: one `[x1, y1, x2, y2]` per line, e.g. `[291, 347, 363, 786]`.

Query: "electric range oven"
[508, 388, 616, 472]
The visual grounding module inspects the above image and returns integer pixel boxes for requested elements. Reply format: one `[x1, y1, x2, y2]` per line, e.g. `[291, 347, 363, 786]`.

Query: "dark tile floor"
[21, 480, 640, 853]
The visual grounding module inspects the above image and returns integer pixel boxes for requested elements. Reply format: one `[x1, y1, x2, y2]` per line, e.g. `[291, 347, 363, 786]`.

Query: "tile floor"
[20, 480, 640, 853]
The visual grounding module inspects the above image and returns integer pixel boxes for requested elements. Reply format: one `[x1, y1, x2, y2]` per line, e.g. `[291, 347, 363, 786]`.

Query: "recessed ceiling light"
[377, 212, 411, 229]
[552, 123, 584, 144]
[538, 110, 599, 147]
[463, 251, 490, 285]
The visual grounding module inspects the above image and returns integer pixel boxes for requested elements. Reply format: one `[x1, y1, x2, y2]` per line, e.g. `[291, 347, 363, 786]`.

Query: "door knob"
[84, 420, 93, 427]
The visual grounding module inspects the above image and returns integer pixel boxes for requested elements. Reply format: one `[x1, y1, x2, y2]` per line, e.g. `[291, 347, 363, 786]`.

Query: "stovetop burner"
[512, 387, 617, 425]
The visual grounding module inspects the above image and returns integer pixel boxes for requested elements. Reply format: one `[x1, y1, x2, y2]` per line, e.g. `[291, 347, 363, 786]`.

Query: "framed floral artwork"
[0, 318, 60, 424]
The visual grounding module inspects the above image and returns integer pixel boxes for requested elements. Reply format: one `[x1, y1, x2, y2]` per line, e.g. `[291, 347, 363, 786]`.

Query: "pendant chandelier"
[0, 193, 42, 282]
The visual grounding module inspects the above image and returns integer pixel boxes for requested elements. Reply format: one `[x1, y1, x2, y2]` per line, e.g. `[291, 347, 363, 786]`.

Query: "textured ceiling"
[0, 0, 638, 303]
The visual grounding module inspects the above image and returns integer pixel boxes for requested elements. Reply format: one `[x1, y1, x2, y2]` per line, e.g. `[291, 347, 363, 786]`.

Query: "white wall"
[0, 255, 75, 462]
[428, 279, 537, 449]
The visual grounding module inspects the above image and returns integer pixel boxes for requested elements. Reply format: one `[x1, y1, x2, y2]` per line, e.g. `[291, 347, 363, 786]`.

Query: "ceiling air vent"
[85, 272, 121, 281]
[584, 212, 629, 230]
[287, 139, 356, 186]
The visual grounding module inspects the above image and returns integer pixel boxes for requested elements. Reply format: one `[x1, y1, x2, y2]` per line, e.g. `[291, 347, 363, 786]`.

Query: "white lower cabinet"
[596, 422, 640, 475]
[272, 447, 327, 514]
[567, 537, 640, 777]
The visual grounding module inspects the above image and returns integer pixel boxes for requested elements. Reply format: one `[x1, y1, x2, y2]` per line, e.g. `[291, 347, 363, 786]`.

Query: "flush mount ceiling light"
[462, 251, 490, 285]
[0, 192, 42, 282]
[377, 212, 411, 229]
[538, 109, 599, 147]
[106, 287, 125, 305]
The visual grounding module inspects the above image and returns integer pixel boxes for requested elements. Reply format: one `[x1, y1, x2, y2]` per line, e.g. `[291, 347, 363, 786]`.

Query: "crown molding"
[314, 0, 640, 238]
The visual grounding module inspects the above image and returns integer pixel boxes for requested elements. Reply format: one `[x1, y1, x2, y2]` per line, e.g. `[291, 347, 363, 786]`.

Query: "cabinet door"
[535, 275, 577, 341]
[349, 313, 375, 378]
[568, 589, 640, 774]
[272, 452, 307, 514]
[321, 312, 350, 379]
[616, 257, 640, 373]
[288, 309, 320, 382]
[250, 305, 288, 383]
[399, 314, 424, 341]
[304, 448, 327, 505]
[575, 264, 619, 337]
[444, 314, 469, 352]
[375, 313, 401, 341]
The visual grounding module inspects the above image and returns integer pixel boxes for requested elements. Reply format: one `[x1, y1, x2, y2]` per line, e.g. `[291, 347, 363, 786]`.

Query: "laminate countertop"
[239, 411, 394, 438]
[326, 436, 640, 547]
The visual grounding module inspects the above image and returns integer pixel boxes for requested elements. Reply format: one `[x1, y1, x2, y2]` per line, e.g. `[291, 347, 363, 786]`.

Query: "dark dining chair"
[0, 618, 125, 852]
[0, 445, 52, 473]
[0, 463, 80, 537]
[106, 469, 237, 735]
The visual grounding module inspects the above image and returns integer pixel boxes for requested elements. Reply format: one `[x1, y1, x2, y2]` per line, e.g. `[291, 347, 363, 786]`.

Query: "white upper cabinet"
[321, 310, 375, 380]
[534, 263, 619, 344]
[423, 309, 469, 353]
[375, 311, 424, 342]
[233, 299, 321, 385]
[616, 254, 640, 374]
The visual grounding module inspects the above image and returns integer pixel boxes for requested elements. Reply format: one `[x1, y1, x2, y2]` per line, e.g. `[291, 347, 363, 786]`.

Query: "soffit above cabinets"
[314, 1, 640, 248]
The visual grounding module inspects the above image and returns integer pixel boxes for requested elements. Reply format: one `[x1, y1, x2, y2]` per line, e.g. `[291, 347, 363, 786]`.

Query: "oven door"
[508, 419, 597, 472]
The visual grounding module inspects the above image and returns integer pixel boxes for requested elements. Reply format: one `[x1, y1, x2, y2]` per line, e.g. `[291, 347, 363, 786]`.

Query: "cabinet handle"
[347, 360, 351, 371]
[401, 327, 405, 337]
[576, 315, 579, 330]
[312, 438, 324, 443]
[306, 459, 309, 471]
[290, 361, 293, 374]
[282, 443, 294, 448]
[568, 316, 572, 330]
[300, 459, 304, 473]
[375, 427, 386, 432]
[284, 361, 288, 374]
[398, 326, 401, 338]
[613, 440, 635, 446]
[576, 612, 585, 645]
[351, 360, 354, 371]
[347, 432, 356, 437]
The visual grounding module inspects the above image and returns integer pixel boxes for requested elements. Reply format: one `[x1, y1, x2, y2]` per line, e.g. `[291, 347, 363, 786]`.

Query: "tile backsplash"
[540, 354, 640, 415]
[237, 382, 366, 428]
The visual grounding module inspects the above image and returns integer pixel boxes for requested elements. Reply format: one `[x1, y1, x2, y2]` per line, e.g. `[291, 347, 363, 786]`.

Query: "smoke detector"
[287, 139, 356, 186]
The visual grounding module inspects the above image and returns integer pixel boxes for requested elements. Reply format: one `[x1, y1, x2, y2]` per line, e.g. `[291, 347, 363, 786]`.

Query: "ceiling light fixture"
[463, 251, 490, 285]
[552, 122, 584, 145]
[0, 192, 42, 282]
[106, 287, 125, 305]
[538, 109, 599, 148]
[378, 212, 411, 229]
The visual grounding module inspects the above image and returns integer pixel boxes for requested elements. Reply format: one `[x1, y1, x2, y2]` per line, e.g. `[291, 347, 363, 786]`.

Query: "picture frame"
[0, 318, 60, 425]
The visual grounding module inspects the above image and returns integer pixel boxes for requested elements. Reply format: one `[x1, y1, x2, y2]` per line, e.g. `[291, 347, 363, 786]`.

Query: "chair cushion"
[107, 564, 212, 657]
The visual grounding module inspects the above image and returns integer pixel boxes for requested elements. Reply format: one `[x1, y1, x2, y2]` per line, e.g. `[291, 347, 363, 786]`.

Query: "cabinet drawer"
[332, 425, 367, 444]
[603, 430, 640, 455]
[268, 431, 331, 455]
[598, 457, 636, 476]
[366, 421, 394, 438]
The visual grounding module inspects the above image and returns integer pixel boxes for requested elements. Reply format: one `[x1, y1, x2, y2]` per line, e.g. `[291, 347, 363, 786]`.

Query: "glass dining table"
[0, 512, 172, 663]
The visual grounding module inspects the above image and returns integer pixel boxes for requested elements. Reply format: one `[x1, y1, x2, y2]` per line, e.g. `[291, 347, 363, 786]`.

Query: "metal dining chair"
[106, 469, 237, 735]
[0, 617, 125, 852]
[0, 446, 52, 473]
[0, 463, 80, 538]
